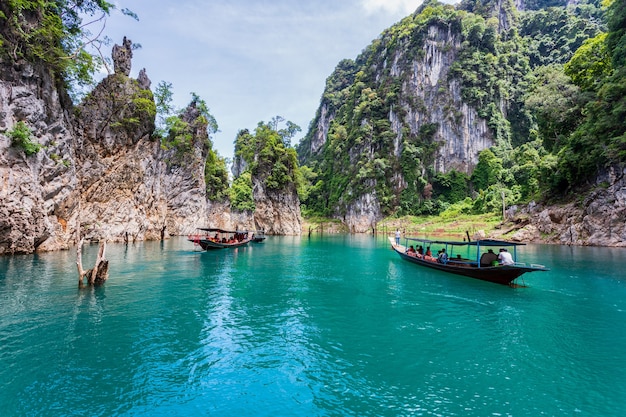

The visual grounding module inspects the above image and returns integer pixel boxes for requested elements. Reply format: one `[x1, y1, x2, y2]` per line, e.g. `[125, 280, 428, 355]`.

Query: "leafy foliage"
[564, 33, 612, 91]
[229, 171, 255, 212]
[0, 1, 137, 98]
[7, 121, 41, 155]
[234, 118, 301, 191]
[154, 80, 175, 138]
[158, 89, 218, 159]
[524, 65, 586, 151]
[470, 149, 503, 192]
[432, 170, 470, 203]
[153, 84, 228, 200]
[231, 117, 301, 212]
[205, 149, 229, 202]
[551, 0, 626, 189]
[518, 4, 604, 68]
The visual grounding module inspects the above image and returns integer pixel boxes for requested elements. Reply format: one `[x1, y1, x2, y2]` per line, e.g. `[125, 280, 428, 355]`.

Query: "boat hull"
[188, 237, 252, 250]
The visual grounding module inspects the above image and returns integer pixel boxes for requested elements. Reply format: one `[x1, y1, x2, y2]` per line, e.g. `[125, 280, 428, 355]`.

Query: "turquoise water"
[1, 235, 625, 416]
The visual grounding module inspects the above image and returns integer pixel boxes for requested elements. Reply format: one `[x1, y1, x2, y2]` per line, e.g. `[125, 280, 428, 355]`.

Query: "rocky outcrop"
[252, 177, 302, 235]
[0, 40, 198, 253]
[300, 19, 495, 232]
[506, 168, 626, 247]
[158, 102, 212, 236]
[0, 60, 79, 254]
[342, 191, 381, 233]
[71, 38, 164, 244]
[1, 35, 304, 253]
[396, 25, 493, 174]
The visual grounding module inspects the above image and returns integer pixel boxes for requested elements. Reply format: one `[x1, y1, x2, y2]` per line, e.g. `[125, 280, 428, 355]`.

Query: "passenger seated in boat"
[406, 245, 416, 256]
[417, 246, 424, 256]
[480, 249, 498, 267]
[425, 247, 432, 256]
[447, 254, 464, 266]
[437, 249, 448, 263]
[498, 248, 514, 265]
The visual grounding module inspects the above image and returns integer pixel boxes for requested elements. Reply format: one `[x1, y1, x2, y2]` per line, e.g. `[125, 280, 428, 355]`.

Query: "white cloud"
[361, 0, 423, 15]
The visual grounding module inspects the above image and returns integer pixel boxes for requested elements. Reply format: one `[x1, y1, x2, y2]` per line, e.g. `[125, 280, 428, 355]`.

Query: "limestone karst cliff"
[231, 124, 303, 235]
[298, 5, 496, 232]
[0, 57, 77, 253]
[0, 38, 206, 253]
[296, 0, 625, 248]
[0, 35, 301, 254]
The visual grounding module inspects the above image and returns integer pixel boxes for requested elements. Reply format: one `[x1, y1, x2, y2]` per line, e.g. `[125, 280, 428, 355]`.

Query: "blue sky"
[100, 0, 426, 159]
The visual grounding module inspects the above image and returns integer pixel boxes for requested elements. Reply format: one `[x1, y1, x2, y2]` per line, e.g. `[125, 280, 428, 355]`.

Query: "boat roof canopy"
[197, 227, 250, 233]
[404, 237, 526, 247]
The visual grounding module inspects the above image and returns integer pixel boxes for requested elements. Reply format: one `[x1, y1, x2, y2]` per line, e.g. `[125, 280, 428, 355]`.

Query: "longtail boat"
[389, 236, 549, 286]
[188, 228, 253, 250]
[252, 230, 266, 242]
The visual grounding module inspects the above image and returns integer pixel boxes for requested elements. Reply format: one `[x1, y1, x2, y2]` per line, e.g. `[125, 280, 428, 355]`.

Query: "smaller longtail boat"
[252, 230, 266, 242]
[188, 228, 253, 250]
[389, 236, 549, 286]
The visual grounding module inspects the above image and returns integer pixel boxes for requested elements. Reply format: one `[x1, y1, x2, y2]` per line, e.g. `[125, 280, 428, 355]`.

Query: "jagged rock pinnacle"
[112, 36, 133, 76]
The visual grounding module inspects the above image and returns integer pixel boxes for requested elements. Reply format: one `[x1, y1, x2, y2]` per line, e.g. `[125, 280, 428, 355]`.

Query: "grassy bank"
[376, 214, 503, 240]
[302, 213, 503, 240]
[301, 216, 348, 234]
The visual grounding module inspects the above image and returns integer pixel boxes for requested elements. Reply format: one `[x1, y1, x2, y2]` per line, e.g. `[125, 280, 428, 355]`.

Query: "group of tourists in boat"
[188, 227, 265, 250]
[404, 244, 514, 266]
[389, 233, 549, 286]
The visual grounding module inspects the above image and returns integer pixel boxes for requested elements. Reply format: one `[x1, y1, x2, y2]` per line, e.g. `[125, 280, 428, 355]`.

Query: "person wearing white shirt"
[498, 248, 514, 265]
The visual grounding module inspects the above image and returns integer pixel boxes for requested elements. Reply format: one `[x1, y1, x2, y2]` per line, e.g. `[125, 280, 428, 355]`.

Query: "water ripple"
[1, 237, 625, 416]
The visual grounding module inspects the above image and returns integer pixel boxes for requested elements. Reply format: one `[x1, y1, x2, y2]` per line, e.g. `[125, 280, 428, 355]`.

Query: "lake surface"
[1, 235, 625, 416]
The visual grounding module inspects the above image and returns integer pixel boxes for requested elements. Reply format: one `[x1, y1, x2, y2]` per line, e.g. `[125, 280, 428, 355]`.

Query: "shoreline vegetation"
[302, 213, 506, 242]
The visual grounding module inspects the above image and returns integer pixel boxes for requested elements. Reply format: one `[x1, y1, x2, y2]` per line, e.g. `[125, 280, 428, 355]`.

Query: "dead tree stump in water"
[76, 238, 109, 287]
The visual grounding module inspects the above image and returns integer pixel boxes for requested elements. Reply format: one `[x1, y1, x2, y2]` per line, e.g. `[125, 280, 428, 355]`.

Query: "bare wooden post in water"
[76, 228, 109, 287]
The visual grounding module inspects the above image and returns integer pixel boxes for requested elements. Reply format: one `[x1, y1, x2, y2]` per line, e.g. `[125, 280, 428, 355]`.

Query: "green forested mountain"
[296, 0, 625, 228]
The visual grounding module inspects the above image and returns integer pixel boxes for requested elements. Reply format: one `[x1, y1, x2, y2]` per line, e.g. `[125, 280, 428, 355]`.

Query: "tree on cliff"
[553, 0, 626, 189]
[232, 118, 302, 210]
[0, 0, 136, 97]
[154, 82, 229, 201]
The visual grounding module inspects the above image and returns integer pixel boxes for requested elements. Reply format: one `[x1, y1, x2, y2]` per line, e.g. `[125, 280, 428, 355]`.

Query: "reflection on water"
[1, 236, 625, 416]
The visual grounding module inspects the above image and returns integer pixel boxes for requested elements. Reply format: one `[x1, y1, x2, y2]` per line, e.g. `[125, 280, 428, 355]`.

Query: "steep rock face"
[300, 20, 494, 232]
[342, 190, 381, 233]
[71, 39, 220, 243]
[510, 168, 626, 246]
[0, 38, 227, 253]
[72, 38, 162, 243]
[159, 103, 213, 236]
[231, 123, 303, 235]
[230, 150, 302, 235]
[0, 61, 79, 254]
[252, 177, 302, 235]
[396, 25, 493, 174]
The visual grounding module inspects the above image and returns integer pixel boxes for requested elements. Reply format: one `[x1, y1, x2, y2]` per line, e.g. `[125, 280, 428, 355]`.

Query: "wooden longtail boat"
[252, 230, 266, 242]
[389, 236, 549, 286]
[188, 228, 253, 250]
